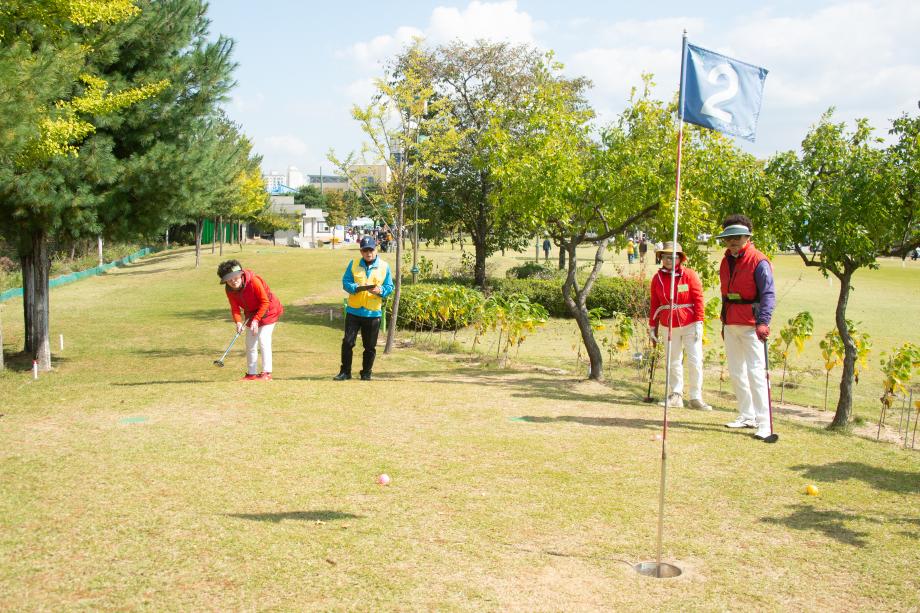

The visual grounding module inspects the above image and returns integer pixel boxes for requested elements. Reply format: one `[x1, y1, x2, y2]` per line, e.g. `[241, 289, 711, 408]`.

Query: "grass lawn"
[0, 244, 918, 611]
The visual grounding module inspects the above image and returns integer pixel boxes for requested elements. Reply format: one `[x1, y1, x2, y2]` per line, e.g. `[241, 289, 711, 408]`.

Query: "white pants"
[245, 323, 275, 375]
[664, 322, 704, 400]
[724, 324, 769, 426]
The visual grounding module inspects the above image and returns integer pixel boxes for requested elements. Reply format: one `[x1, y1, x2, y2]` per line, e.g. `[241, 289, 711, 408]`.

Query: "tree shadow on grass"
[760, 504, 873, 547]
[106, 249, 187, 274]
[515, 415, 727, 434]
[789, 461, 920, 495]
[227, 510, 361, 523]
[170, 301, 346, 332]
[0, 351, 72, 372]
[112, 379, 213, 386]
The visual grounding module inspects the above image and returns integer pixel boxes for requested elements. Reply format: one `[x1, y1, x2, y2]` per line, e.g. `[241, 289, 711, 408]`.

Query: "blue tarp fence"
[0, 247, 156, 303]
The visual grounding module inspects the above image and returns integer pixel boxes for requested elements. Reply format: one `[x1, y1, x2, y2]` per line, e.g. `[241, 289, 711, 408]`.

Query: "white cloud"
[262, 135, 309, 157]
[345, 26, 424, 70]
[427, 1, 541, 45]
[343, 78, 378, 105]
[341, 1, 542, 69]
[569, 46, 681, 107]
[598, 17, 705, 47]
[725, 1, 920, 115]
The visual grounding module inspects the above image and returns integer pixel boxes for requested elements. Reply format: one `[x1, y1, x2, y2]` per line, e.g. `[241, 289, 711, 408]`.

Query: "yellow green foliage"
[1, 0, 139, 31]
[232, 166, 270, 218]
[18, 75, 167, 165]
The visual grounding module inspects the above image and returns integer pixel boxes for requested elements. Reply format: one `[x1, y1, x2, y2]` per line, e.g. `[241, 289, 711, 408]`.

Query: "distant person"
[217, 260, 284, 381]
[716, 214, 776, 441]
[912, 247, 919, 261]
[639, 238, 648, 265]
[335, 236, 394, 381]
[626, 238, 635, 264]
[542, 238, 551, 261]
[655, 241, 664, 265]
[633, 241, 640, 264]
[648, 242, 711, 410]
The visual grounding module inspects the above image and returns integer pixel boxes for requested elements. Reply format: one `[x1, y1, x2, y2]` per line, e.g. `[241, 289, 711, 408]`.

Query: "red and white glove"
[756, 323, 770, 341]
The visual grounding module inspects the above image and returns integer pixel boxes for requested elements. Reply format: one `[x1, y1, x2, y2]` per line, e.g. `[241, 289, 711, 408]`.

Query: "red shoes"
[241, 372, 272, 381]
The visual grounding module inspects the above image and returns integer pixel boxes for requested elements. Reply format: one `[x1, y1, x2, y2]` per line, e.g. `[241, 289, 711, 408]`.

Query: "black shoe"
[333, 372, 351, 381]
[359, 371, 372, 381]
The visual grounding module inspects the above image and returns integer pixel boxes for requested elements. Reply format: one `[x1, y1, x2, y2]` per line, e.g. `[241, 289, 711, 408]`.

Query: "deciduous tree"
[768, 110, 920, 428]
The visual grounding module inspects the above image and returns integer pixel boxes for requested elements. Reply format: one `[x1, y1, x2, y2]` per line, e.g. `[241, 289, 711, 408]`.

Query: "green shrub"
[505, 262, 559, 279]
[488, 276, 647, 319]
[396, 283, 485, 331]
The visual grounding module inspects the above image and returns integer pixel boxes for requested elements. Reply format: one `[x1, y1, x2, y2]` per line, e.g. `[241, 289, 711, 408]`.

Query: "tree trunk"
[211, 217, 216, 254]
[21, 247, 33, 355]
[21, 228, 51, 370]
[558, 245, 565, 270]
[165, 226, 170, 249]
[97, 236, 103, 267]
[562, 239, 608, 380]
[0, 306, 5, 371]
[194, 218, 203, 269]
[385, 194, 405, 354]
[219, 215, 224, 256]
[830, 268, 856, 429]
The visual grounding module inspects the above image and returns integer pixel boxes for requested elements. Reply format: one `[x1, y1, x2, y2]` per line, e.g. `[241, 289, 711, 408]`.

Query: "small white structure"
[269, 196, 336, 248]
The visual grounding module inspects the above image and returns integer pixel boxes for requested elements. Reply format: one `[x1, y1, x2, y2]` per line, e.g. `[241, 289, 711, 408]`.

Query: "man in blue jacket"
[335, 236, 394, 381]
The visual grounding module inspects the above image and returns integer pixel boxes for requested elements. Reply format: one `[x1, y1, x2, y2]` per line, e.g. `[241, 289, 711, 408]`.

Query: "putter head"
[754, 433, 779, 443]
[213, 359, 225, 367]
[643, 396, 656, 403]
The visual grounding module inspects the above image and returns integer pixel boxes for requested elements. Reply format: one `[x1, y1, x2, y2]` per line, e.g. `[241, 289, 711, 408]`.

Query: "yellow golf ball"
[805, 484, 819, 496]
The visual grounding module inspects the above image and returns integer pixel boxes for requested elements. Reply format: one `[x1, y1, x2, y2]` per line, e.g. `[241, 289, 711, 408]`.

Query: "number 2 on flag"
[701, 63, 739, 123]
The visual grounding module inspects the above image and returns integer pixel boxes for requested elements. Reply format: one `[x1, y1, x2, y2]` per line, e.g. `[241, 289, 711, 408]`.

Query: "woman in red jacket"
[217, 260, 284, 380]
[648, 242, 711, 410]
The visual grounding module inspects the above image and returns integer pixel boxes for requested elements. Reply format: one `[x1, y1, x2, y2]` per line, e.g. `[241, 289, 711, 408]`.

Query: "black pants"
[340, 313, 381, 375]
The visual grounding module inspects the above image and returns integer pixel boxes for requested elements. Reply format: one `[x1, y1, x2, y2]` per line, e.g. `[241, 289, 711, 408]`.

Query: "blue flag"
[682, 43, 768, 142]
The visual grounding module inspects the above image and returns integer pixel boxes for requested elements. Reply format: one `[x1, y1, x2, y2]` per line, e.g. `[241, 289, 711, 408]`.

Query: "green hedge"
[395, 275, 649, 328]
[489, 276, 648, 319]
[395, 283, 485, 331]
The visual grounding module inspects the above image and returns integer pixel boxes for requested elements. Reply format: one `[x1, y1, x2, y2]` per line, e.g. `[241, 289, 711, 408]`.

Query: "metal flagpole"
[652, 29, 689, 579]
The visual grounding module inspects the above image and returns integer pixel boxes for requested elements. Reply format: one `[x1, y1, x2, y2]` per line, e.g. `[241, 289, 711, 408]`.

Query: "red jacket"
[719, 244, 768, 326]
[225, 270, 283, 325]
[649, 265, 704, 328]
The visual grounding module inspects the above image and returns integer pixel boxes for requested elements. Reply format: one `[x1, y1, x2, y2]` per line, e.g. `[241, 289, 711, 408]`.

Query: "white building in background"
[286, 166, 305, 189]
[263, 171, 285, 192]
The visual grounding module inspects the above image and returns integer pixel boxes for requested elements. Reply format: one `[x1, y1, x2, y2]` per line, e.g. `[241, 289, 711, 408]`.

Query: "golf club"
[759, 338, 779, 443]
[643, 345, 659, 403]
[213, 318, 251, 367]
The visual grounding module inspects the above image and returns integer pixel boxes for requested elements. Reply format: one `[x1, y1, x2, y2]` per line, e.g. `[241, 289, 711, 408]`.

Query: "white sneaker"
[725, 417, 756, 428]
[754, 425, 774, 439]
[659, 393, 683, 408]
[688, 398, 712, 411]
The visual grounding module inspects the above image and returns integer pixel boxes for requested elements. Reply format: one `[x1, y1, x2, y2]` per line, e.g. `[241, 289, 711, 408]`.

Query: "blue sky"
[206, 0, 919, 175]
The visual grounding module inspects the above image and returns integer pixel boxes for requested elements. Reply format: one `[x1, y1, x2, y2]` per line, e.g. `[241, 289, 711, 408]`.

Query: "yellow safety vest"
[347, 258, 388, 312]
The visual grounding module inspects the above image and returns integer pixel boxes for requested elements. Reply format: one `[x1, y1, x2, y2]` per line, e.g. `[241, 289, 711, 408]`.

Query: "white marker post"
[59, 334, 64, 352]
[32, 360, 38, 380]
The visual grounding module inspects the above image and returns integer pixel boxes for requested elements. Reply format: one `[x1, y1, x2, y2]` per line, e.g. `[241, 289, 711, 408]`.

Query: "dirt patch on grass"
[772, 400, 917, 447]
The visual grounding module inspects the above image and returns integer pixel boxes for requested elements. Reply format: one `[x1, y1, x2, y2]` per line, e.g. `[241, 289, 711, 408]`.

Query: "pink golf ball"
[376, 473, 391, 486]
